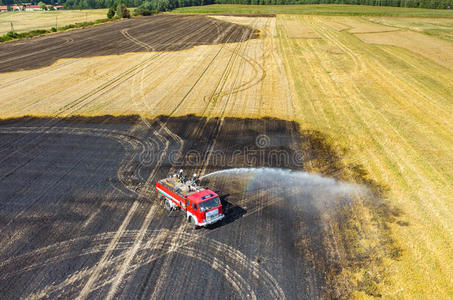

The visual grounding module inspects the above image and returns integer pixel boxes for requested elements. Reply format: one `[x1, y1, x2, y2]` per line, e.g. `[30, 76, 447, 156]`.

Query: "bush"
[133, 7, 156, 16]
[134, 1, 157, 16]
[51, 27, 57, 32]
[6, 31, 20, 39]
[107, 6, 116, 19]
[141, 9, 154, 15]
[116, 4, 131, 18]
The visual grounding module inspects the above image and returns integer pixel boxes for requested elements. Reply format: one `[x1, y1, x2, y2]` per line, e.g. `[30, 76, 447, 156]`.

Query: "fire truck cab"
[155, 170, 225, 229]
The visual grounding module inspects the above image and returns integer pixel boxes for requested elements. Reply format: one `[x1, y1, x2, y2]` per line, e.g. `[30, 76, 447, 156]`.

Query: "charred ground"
[0, 115, 400, 299]
[0, 14, 259, 73]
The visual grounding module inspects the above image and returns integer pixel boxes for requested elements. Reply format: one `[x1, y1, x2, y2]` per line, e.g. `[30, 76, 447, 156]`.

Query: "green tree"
[116, 3, 130, 18]
[107, 5, 116, 18]
[38, 1, 47, 9]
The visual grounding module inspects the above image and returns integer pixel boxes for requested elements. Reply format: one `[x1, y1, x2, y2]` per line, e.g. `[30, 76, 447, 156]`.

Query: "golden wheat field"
[0, 12, 452, 299]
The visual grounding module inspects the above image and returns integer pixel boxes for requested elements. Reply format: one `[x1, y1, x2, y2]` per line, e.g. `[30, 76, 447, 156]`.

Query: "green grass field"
[173, 4, 453, 17]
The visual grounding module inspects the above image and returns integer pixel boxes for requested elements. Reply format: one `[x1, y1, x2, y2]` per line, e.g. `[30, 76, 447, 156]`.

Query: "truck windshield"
[198, 197, 220, 212]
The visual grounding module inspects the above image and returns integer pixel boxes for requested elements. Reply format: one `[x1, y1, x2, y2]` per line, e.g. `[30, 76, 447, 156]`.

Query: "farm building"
[0, 5, 8, 12]
[25, 5, 42, 11]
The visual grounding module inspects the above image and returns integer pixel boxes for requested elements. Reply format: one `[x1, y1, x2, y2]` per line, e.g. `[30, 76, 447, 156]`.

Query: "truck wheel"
[191, 217, 197, 230]
[165, 199, 172, 211]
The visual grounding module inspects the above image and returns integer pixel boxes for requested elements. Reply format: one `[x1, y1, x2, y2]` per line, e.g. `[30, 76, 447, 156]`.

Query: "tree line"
[1, 0, 451, 14]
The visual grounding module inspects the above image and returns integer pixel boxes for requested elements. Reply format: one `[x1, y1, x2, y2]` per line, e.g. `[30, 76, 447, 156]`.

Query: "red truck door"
[187, 200, 198, 223]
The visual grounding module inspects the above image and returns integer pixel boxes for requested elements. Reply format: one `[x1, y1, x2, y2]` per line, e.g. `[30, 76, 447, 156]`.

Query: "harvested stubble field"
[0, 10, 452, 299]
[0, 9, 109, 36]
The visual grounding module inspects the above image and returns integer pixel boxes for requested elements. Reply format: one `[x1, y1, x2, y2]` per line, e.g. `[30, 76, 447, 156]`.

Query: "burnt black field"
[0, 115, 399, 299]
[0, 15, 258, 73]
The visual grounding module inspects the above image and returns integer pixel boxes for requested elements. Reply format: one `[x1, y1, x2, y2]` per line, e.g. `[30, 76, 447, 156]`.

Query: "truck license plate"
[206, 209, 218, 220]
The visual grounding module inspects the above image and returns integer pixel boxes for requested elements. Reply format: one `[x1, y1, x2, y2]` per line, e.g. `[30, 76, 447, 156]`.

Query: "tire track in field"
[77, 17, 228, 298]
[273, 17, 296, 118]
[0, 124, 164, 252]
[121, 28, 155, 52]
[0, 15, 243, 168]
[107, 17, 286, 299]
[0, 126, 155, 195]
[120, 15, 235, 117]
[131, 20, 255, 294]
[2, 229, 285, 300]
[0, 53, 159, 170]
[101, 19, 236, 298]
[116, 24, 246, 297]
[198, 21, 257, 176]
[1, 17, 286, 299]
[0, 16, 215, 178]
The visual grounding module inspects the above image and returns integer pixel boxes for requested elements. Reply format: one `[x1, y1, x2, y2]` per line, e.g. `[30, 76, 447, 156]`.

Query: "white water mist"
[202, 168, 369, 211]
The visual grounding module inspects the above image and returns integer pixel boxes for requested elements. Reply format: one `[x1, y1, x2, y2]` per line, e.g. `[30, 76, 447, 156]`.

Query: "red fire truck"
[155, 170, 225, 229]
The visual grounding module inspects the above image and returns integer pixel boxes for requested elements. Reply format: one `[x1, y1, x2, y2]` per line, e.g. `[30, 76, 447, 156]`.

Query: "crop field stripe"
[0, 59, 81, 90]
[170, 19, 253, 116]
[188, 20, 254, 176]
[276, 17, 321, 130]
[311, 19, 453, 205]
[125, 16, 238, 185]
[151, 17, 259, 177]
[305, 16, 451, 188]
[127, 17, 236, 117]
[199, 19, 261, 175]
[377, 45, 453, 99]
[276, 14, 453, 295]
[306, 18, 434, 187]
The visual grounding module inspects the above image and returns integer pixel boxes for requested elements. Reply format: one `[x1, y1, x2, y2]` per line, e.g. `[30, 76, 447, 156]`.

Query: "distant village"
[0, 3, 65, 12]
